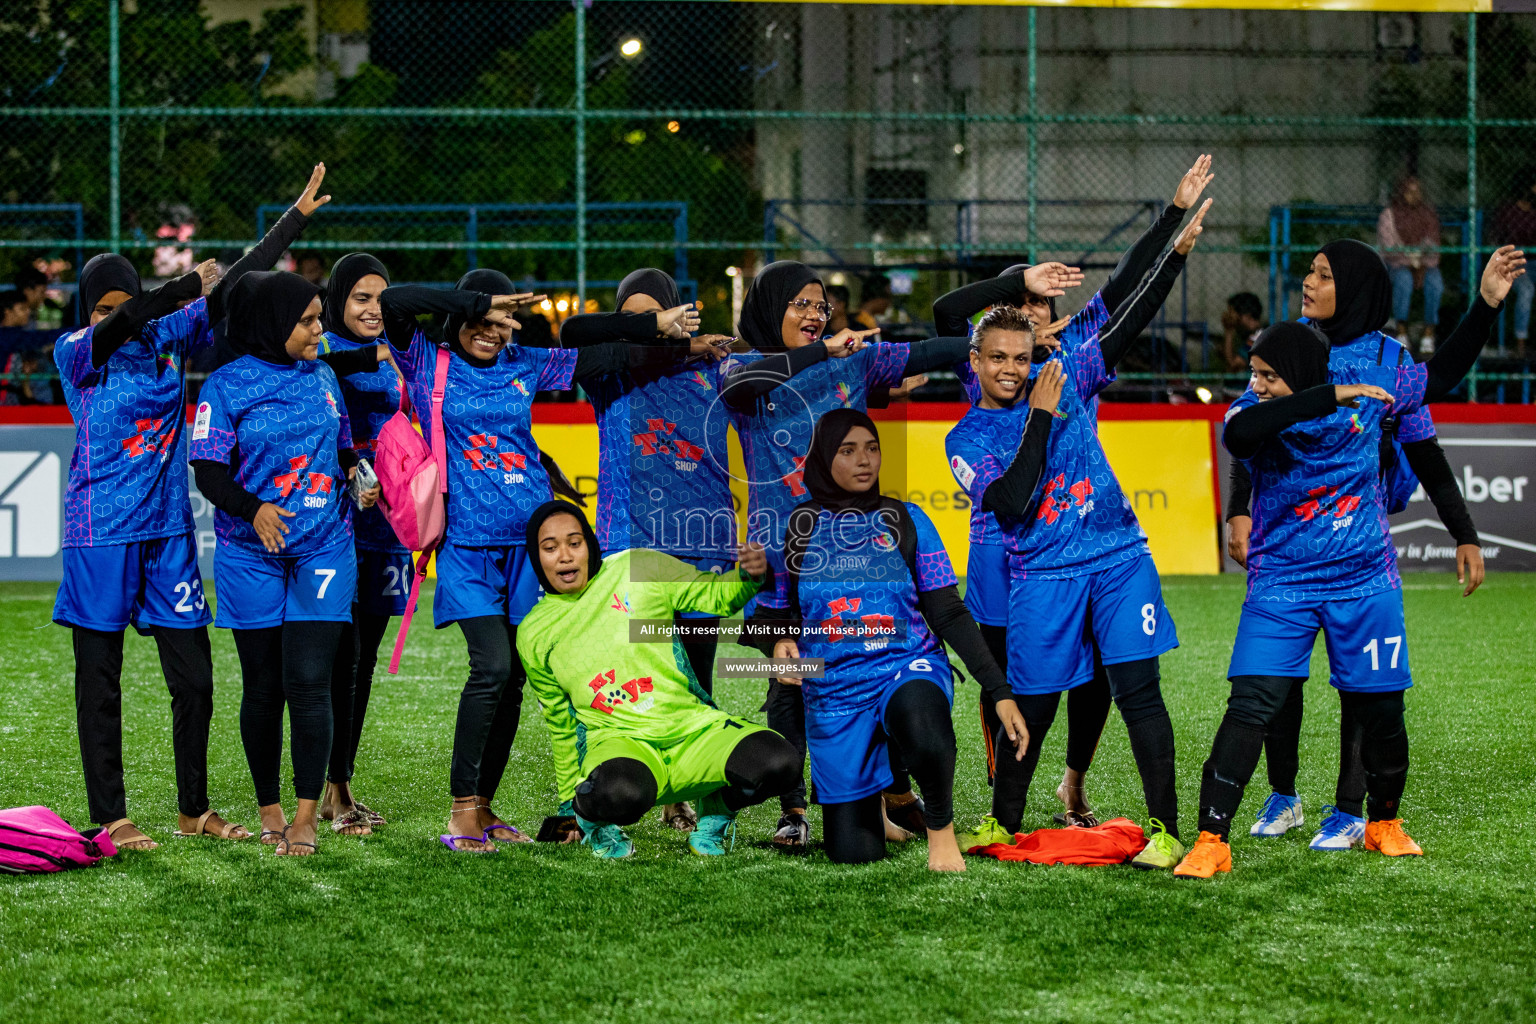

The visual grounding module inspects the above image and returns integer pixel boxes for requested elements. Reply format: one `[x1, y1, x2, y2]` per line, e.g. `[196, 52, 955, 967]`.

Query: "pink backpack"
[0, 806, 118, 873]
[373, 346, 451, 674]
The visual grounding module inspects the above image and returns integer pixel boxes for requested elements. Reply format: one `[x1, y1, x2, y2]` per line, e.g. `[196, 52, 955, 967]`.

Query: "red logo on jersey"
[461, 433, 529, 473]
[1293, 485, 1361, 522]
[817, 595, 896, 642]
[782, 455, 808, 497]
[633, 418, 706, 463]
[271, 455, 332, 498]
[587, 669, 653, 715]
[120, 418, 172, 458]
[1035, 474, 1093, 525]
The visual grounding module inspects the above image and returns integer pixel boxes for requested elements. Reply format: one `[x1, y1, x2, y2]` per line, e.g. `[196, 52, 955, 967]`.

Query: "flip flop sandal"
[355, 803, 387, 827]
[330, 809, 373, 835]
[483, 824, 530, 844]
[1052, 810, 1100, 828]
[439, 833, 498, 853]
[173, 809, 250, 840]
[258, 830, 284, 845]
[106, 819, 158, 850]
[273, 825, 318, 857]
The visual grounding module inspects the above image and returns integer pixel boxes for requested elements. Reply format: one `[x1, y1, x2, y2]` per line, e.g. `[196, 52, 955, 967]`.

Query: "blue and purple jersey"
[588, 360, 735, 562]
[318, 331, 406, 554]
[395, 329, 577, 546]
[1228, 341, 1429, 603]
[55, 297, 211, 548]
[190, 355, 354, 555]
[721, 341, 909, 604]
[951, 292, 1112, 547]
[790, 503, 958, 715]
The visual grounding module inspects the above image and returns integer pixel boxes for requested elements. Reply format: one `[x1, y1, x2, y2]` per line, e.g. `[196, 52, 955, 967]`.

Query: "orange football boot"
[1363, 819, 1422, 857]
[1173, 831, 1232, 879]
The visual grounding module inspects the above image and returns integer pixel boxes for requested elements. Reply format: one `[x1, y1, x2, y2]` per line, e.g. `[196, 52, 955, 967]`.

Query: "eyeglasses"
[787, 298, 833, 319]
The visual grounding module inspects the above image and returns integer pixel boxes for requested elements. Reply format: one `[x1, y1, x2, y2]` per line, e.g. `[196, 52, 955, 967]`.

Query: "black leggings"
[764, 678, 807, 813]
[678, 613, 718, 698]
[72, 625, 214, 823]
[451, 617, 525, 799]
[233, 621, 344, 805]
[824, 677, 958, 865]
[572, 729, 800, 825]
[977, 623, 1111, 783]
[990, 656, 1178, 837]
[1263, 679, 1369, 818]
[327, 609, 392, 784]
[1199, 675, 1408, 838]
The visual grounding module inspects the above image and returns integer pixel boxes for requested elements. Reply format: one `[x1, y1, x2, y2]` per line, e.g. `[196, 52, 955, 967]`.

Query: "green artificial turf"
[2, 574, 1533, 1023]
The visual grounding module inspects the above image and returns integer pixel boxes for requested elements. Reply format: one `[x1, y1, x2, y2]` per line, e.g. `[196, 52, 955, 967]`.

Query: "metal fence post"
[574, 1, 587, 305]
[1026, 7, 1038, 264]
[1467, 11, 1478, 402]
[109, 0, 121, 250]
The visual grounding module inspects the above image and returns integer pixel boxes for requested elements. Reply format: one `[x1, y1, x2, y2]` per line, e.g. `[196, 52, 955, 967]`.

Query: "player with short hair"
[947, 201, 1210, 868]
[516, 500, 800, 859]
[1174, 243, 1524, 878]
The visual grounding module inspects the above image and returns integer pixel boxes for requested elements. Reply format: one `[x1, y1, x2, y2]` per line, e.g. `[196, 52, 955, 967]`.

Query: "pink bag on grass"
[0, 806, 117, 874]
[373, 347, 452, 675]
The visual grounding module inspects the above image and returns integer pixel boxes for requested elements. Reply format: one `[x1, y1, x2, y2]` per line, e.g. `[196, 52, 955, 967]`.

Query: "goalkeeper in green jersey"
[517, 500, 800, 859]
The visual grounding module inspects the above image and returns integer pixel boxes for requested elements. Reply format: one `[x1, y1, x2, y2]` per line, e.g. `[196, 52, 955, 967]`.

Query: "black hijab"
[1249, 321, 1331, 394]
[615, 268, 681, 314]
[77, 254, 141, 322]
[1001, 262, 1058, 322]
[525, 500, 603, 595]
[443, 268, 513, 359]
[739, 260, 823, 352]
[1314, 239, 1392, 347]
[803, 408, 884, 513]
[322, 252, 390, 345]
[224, 270, 322, 365]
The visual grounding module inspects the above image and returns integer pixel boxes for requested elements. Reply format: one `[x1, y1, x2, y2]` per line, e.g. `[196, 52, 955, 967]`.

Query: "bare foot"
[276, 818, 318, 857]
[104, 818, 158, 851]
[257, 804, 288, 845]
[926, 825, 967, 872]
[882, 796, 914, 842]
[476, 799, 530, 843]
[177, 809, 252, 840]
[447, 799, 492, 852]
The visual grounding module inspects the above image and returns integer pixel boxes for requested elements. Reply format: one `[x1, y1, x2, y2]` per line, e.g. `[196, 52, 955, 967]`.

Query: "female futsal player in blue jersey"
[52, 167, 328, 851]
[191, 270, 380, 858]
[1174, 244, 1524, 878]
[383, 268, 705, 852]
[946, 201, 1210, 868]
[766, 410, 1027, 870]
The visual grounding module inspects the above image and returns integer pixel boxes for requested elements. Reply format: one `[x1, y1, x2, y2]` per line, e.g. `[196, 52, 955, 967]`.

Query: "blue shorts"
[805, 656, 955, 805]
[433, 542, 542, 628]
[356, 547, 415, 618]
[963, 542, 1009, 627]
[1228, 589, 1412, 693]
[53, 535, 211, 633]
[1006, 553, 1178, 695]
[213, 536, 358, 629]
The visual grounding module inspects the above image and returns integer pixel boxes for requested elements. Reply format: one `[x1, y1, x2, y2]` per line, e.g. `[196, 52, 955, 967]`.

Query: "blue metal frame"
[0, 203, 86, 279]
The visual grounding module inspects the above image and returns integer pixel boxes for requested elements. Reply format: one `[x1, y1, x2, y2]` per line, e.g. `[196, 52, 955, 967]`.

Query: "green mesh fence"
[2, 1, 1534, 396]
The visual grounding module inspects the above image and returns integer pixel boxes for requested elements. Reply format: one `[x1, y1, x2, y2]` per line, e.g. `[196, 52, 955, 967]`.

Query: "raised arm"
[208, 162, 330, 324]
[1422, 246, 1526, 402]
[91, 262, 215, 368]
[379, 286, 489, 350]
[1096, 199, 1209, 371]
[558, 304, 698, 347]
[1099, 155, 1210, 313]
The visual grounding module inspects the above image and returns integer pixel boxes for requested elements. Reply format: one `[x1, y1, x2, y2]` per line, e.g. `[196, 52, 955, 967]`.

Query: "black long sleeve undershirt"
[208, 207, 311, 325]
[90, 269, 204, 368]
[915, 585, 1011, 704]
[1099, 203, 1189, 313]
[1099, 249, 1187, 372]
[900, 336, 972, 377]
[1423, 296, 1499, 403]
[980, 407, 1056, 520]
[932, 274, 1025, 337]
[558, 311, 661, 347]
[1222, 386, 1339, 460]
[317, 345, 381, 377]
[572, 339, 690, 384]
[720, 342, 830, 411]
[381, 286, 489, 350]
[191, 459, 263, 523]
[1226, 460, 1254, 522]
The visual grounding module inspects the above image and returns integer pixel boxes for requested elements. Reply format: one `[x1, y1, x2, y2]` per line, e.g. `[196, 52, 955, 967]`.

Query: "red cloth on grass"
[975, 817, 1148, 865]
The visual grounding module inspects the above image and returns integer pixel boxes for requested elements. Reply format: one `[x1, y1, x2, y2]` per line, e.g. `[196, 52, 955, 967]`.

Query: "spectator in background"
[1378, 175, 1443, 356]
[1, 289, 28, 331]
[853, 273, 891, 330]
[826, 284, 852, 335]
[1493, 170, 1536, 361]
[14, 265, 49, 325]
[1221, 292, 1265, 371]
[296, 253, 328, 287]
